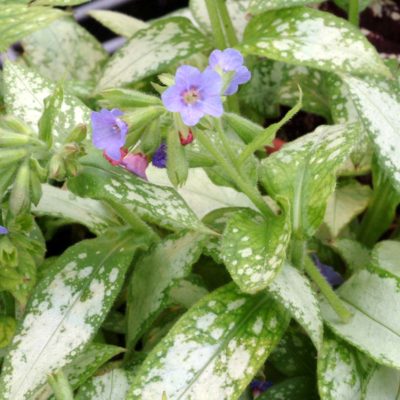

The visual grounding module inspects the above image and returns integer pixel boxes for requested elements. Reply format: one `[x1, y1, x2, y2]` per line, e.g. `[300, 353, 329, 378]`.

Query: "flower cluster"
[162, 49, 251, 126]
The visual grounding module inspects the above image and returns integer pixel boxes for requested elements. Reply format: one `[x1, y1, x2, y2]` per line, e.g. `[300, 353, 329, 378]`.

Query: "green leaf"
[321, 181, 371, 239]
[371, 241, 400, 278]
[331, 238, 370, 272]
[0, 230, 147, 400]
[127, 283, 290, 400]
[317, 334, 367, 400]
[260, 123, 359, 237]
[32, 184, 119, 235]
[0, 5, 65, 51]
[31, 0, 89, 5]
[97, 17, 209, 90]
[268, 262, 323, 349]
[3, 62, 91, 148]
[22, 17, 108, 83]
[169, 277, 209, 309]
[148, 166, 257, 219]
[241, 7, 390, 78]
[89, 10, 148, 38]
[76, 368, 133, 400]
[0, 317, 16, 349]
[221, 208, 290, 294]
[127, 231, 207, 347]
[258, 376, 317, 400]
[363, 365, 400, 400]
[321, 267, 400, 369]
[249, 0, 323, 13]
[343, 75, 400, 192]
[67, 154, 207, 232]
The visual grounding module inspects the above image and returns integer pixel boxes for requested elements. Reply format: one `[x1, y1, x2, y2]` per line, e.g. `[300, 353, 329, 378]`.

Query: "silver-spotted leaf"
[127, 283, 289, 400]
[371, 241, 400, 277]
[260, 123, 358, 237]
[127, 231, 207, 346]
[268, 262, 323, 349]
[0, 230, 146, 400]
[221, 208, 290, 294]
[97, 17, 209, 90]
[249, 0, 323, 13]
[321, 268, 400, 369]
[3, 62, 91, 148]
[363, 365, 400, 400]
[241, 7, 390, 78]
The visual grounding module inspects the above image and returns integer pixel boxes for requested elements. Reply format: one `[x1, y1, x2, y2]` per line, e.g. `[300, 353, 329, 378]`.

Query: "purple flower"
[121, 153, 148, 180]
[209, 48, 251, 95]
[162, 65, 223, 126]
[250, 380, 273, 397]
[91, 109, 128, 161]
[152, 143, 167, 168]
[312, 254, 344, 287]
[0, 226, 8, 235]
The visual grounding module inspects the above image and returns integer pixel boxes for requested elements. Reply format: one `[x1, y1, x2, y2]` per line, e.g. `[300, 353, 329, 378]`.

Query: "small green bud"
[158, 73, 175, 87]
[64, 123, 87, 143]
[30, 158, 48, 182]
[0, 236, 18, 268]
[48, 154, 66, 181]
[0, 148, 29, 168]
[166, 128, 188, 187]
[123, 106, 165, 131]
[0, 164, 18, 201]
[64, 159, 79, 177]
[0, 116, 33, 135]
[10, 159, 31, 215]
[0, 129, 30, 147]
[141, 119, 161, 154]
[30, 171, 42, 206]
[98, 88, 161, 109]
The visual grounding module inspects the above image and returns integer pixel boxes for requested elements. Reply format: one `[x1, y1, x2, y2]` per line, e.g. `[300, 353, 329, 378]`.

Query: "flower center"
[182, 87, 200, 105]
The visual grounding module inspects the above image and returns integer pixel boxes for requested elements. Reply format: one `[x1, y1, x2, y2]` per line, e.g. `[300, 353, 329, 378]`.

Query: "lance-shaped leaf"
[89, 10, 148, 38]
[76, 368, 132, 400]
[344, 75, 400, 192]
[371, 241, 400, 277]
[260, 123, 358, 237]
[363, 365, 400, 400]
[0, 5, 65, 51]
[249, 0, 323, 13]
[127, 283, 290, 400]
[321, 181, 371, 240]
[97, 17, 209, 90]
[258, 377, 317, 400]
[67, 154, 207, 232]
[241, 7, 390, 78]
[32, 184, 119, 235]
[318, 334, 368, 400]
[127, 231, 207, 347]
[321, 267, 400, 369]
[221, 208, 290, 294]
[3, 62, 90, 148]
[268, 263, 323, 349]
[22, 17, 107, 83]
[0, 229, 148, 400]
[147, 166, 257, 219]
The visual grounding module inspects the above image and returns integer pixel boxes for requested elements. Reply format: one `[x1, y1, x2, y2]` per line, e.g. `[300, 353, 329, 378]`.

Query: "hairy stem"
[348, 0, 360, 25]
[48, 370, 74, 400]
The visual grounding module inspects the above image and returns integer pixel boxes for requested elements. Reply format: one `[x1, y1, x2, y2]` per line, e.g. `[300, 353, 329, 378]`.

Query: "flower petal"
[162, 86, 184, 112]
[180, 105, 204, 126]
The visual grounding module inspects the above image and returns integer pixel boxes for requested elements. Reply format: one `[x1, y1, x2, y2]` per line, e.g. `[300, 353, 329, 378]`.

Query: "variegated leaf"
[268, 263, 323, 350]
[249, 0, 323, 13]
[363, 365, 400, 400]
[22, 17, 107, 83]
[344, 75, 400, 192]
[127, 283, 289, 400]
[76, 368, 132, 400]
[258, 377, 317, 400]
[89, 10, 148, 38]
[0, 230, 147, 400]
[33, 184, 119, 235]
[127, 231, 207, 347]
[147, 166, 257, 219]
[260, 123, 359, 237]
[97, 17, 209, 90]
[0, 5, 65, 51]
[221, 208, 290, 294]
[371, 240, 400, 278]
[321, 181, 371, 239]
[67, 153, 208, 233]
[3, 62, 91, 147]
[241, 7, 390, 78]
[318, 334, 367, 400]
[321, 267, 400, 369]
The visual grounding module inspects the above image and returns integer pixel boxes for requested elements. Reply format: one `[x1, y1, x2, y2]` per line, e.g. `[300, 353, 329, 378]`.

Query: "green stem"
[358, 169, 399, 247]
[204, 0, 226, 49]
[290, 239, 306, 270]
[304, 256, 352, 323]
[196, 129, 275, 219]
[348, 0, 360, 26]
[215, 0, 239, 47]
[48, 370, 74, 400]
[214, 118, 240, 172]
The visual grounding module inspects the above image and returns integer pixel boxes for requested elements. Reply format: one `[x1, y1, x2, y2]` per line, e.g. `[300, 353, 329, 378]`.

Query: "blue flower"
[162, 65, 223, 126]
[0, 226, 8, 235]
[312, 254, 344, 287]
[208, 48, 251, 95]
[91, 109, 128, 161]
[152, 143, 167, 168]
